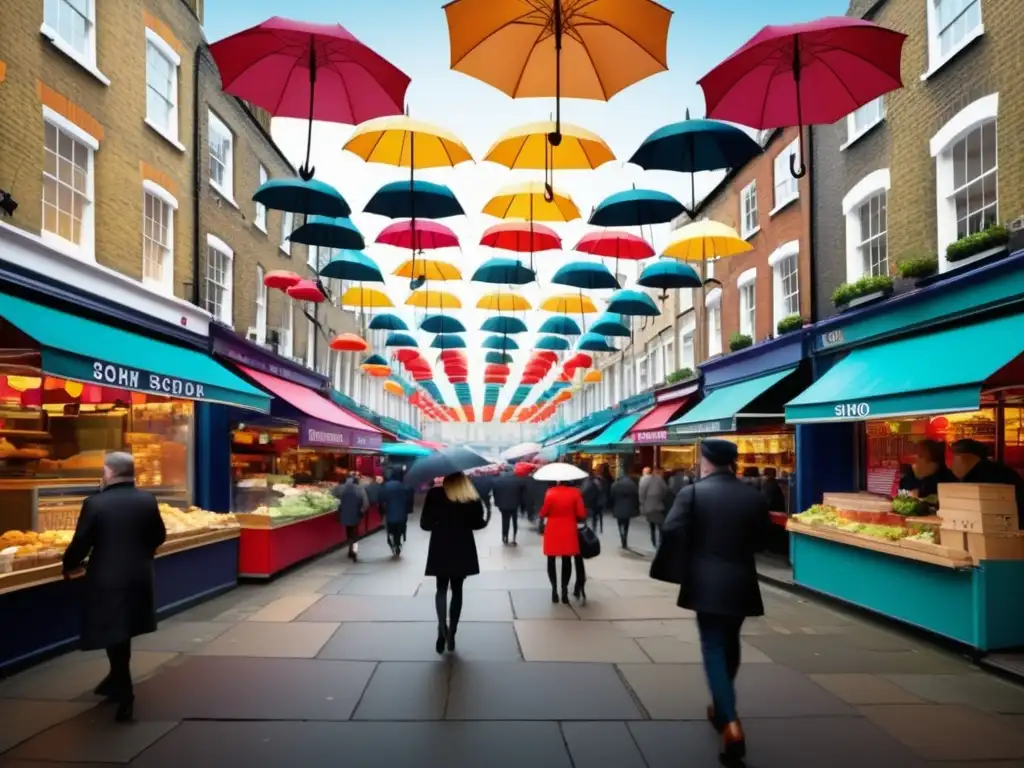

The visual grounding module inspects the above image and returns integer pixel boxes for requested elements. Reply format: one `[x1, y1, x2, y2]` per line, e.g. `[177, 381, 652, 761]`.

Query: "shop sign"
[632, 429, 668, 444]
[833, 401, 871, 419]
[91, 361, 209, 399]
[353, 431, 383, 451]
[667, 418, 735, 438]
[818, 328, 845, 350]
[299, 418, 352, 449]
[212, 330, 322, 389]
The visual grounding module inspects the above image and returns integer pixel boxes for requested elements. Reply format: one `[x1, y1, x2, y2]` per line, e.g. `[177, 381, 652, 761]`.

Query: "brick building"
[811, 0, 1024, 319]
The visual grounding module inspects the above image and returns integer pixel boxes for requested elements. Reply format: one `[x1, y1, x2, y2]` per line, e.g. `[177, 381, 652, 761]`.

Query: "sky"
[203, 0, 846, 422]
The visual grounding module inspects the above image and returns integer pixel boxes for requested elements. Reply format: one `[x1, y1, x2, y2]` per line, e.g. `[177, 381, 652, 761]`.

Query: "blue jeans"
[696, 613, 745, 725]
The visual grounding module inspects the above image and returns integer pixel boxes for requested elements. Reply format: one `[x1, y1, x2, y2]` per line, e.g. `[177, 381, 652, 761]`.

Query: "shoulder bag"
[649, 484, 695, 585]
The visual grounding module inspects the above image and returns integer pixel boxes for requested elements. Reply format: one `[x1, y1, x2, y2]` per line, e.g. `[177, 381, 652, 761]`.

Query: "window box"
[895, 252, 938, 283]
[666, 368, 694, 385]
[946, 224, 1010, 264]
[831, 275, 894, 311]
[728, 333, 753, 352]
[776, 314, 805, 335]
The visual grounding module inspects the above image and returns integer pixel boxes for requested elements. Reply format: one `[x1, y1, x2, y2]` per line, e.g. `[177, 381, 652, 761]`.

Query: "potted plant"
[776, 314, 805, 335]
[896, 252, 938, 282]
[665, 368, 694, 384]
[946, 224, 1011, 267]
[729, 332, 753, 352]
[831, 274, 895, 311]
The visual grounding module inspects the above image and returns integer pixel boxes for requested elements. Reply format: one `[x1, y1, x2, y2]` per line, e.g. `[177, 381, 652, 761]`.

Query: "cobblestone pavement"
[3, 513, 1024, 767]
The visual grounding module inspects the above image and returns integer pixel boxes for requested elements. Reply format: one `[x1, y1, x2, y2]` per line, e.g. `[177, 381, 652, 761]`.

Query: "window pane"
[857, 191, 888, 278]
[42, 122, 90, 246]
[952, 122, 998, 240]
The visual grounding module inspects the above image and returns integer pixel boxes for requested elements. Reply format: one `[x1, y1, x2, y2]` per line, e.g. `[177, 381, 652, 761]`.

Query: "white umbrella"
[502, 442, 542, 461]
[532, 462, 587, 483]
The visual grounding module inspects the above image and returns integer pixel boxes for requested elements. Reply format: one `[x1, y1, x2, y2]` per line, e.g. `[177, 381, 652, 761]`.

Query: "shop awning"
[786, 313, 1024, 423]
[630, 386, 698, 444]
[578, 412, 646, 452]
[668, 367, 797, 437]
[0, 292, 270, 411]
[380, 441, 432, 458]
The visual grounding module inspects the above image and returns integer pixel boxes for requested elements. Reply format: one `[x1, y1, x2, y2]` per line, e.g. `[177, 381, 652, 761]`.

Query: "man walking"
[492, 465, 523, 545]
[581, 466, 604, 533]
[661, 439, 770, 764]
[641, 467, 670, 549]
[379, 469, 411, 557]
[471, 470, 494, 525]
[62, 452, 166, 723]
[335, 474, 369, 561]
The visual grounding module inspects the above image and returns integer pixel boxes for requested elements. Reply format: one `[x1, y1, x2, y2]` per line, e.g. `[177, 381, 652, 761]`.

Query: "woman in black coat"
[610, 472, 640, 549]
[421, 472, 487, 654]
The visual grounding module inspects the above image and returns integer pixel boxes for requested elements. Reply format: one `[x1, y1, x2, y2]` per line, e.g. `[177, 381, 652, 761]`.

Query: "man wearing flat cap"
[657, 438, 770, 763]
[950, 439, 1024, 528]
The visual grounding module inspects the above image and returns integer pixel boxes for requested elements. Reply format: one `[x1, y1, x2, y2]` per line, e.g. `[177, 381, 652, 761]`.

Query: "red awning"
[630, 400, 689, 434]
[238, 365, 381, 434]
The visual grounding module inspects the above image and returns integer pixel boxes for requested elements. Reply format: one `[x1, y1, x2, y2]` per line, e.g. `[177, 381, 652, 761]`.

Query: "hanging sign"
[90, 361, 209, 399]
[667, 418, 736, 438]
[299, 418, 352, 449]
[632, 429, 668, 444]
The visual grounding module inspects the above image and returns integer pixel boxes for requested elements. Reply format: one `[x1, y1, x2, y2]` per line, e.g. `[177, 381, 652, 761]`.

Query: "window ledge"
[742, 226, 761, 242]
[769, 196, 798, 217]
[39, 229, 95, 264]
[39, 24, 110, 86]
[921, 25, 985, 81]
[144, 118, 186, 152]
[142, 277, 175, 298]
[840, 118, 885, 151]
[209, 181, 239, 209]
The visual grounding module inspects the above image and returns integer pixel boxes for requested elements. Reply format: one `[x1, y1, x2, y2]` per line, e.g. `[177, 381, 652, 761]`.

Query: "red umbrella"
[377, 220, 460, 251]
[480, 221, 562, 253]
[574, 230, 654, 260]
[394, 348, 422, 363]
[698, 17, 906, 177]
[210, 17, 410, 179]
[532, 351, 559, 363]
[485, 364, 511, 376]
[264, 270, 302, 290]
[287, 280, 325, 302]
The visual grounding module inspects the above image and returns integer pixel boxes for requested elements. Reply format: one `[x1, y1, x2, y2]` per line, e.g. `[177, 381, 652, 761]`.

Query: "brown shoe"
[720, 721, 746, 764]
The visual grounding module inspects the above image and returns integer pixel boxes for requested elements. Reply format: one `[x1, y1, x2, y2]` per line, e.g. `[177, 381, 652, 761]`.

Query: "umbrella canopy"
[535, 335, 571, 351]
[339, 286, 393, 308]
[394, 258, 462, 281]
[344, 115, 473, 169]
[361, 354, 389, 367]
[420, 314, 466, 334]
[263, 270, 302, 290]
[368, 313, 408, 330]
[406, 289, 461, 309]
[662, 220, 752, 262]
[385, 332, 418, 348]
[482, 335, 519, 351]
[329, 332, 368, 352]
[589, 188, 684, 227]
[577, 332, 618, 352]
[533, 462, 587, 482]
[484, 121, 614, 170]
[431, 334, 467, 349]
[538, 315, 581, 336]
[540, 293, 598, 314]
[381, 441, 433, 458]
[480, 221, 562, 253]
[481, 316, 528, 334]
[607, 289, 660, 317]
[287, 280, 325, 302]
[471, 258, 536, 287]
[318, 249, 383, 282]
[252, 178, 350, 217]
[574, 230, 655, 261]
[590, 312, 632, 337]
[637, 258, 702, 290]
[584, 370, 603, 383]
[403, 446, 492, 487]
[551, 261, 619, 290]
[364, 180, 464, 219]
[289, 216, 365, 250]
[485, 351, 514, 364]
[501, 442, 542, 461]
[483, 181, 580, 222]
[629, 116, 763, 175]
[377, 219, 460, 251]
[477, 292, 531, 312]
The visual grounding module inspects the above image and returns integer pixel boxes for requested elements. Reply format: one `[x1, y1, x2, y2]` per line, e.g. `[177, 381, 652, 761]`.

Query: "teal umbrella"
[385, 332, 418, 348]
[483, 335, 518, 351]
[431, 334, 466, 349]
[318, 249, 383, 282]
[608, 289, 660, 317]
[551, 260, 619, 290]
[380, 441, 432, 458]
[290, 216, 365, 250]
[538, 315, 581, 336]
[253, 177, 350, 217]
[420, 314, 466, 334]
[369, 313, 408, 331]
[364, 180, 464, 219]
[362, 354, 388, 366]
[485, 351, 514, 364]
[637, 258, 702, 302]
[471, 257, 536, 285]
[535, 335, 570, 351]
[481, 316, 528, 334]
[577, 332, 618, 352]
[591, 312, 631, 337]
[589, 189, 684, 227]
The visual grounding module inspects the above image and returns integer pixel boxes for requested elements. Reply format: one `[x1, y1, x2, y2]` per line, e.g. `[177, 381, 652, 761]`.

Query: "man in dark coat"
[581, 468, 604, 533]
[62, 452, 166, 722]
[334, 475, 368, 561]
[491, 467, 523, 545]
[660, 439, 770, 761]
[379, 469, 412, 556]
[951, 439, 1024, 527]
[365, 475, 383, 508]
[610, 471, 640, 549]
[471, 472, 494, 525]
[760, 467, 787, 513]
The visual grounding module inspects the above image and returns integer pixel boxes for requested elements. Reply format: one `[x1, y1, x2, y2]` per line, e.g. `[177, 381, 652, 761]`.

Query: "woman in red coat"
[539, 483, 587, 604]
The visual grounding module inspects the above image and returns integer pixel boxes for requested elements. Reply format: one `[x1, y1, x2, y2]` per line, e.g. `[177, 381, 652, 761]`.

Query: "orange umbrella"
[329, 332, 368, 352]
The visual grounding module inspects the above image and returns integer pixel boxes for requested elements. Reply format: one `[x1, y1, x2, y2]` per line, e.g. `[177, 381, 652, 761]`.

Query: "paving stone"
[129, 621, 234, 652]
[270, 576, 334, 595]
[574, 596, 686, 621]
[613, 619, 699, 639]
[884, 673, 1024, 713]
[162, 586, 279, 622]
[514, 620, 649, 663]
[318, 622, 521, 662]
[603, 579, 680, 598]
[247, 594, 323, 622]
[0, 652, 176, 701]
[197, 622, 338, 658]
[352, 662, 448, 720]
[560, 722, 647, 768]
[744, 633, 972, 674]
[810, 673, 925, 705]
[297, 595, 438, 622]
[860, 704, 1024, 761]
[0, 699, 94, 753]
[335, 574, 424, 597]
[315, 575, 355, 593]
[5, 708, 177, 764]
[412, 589, 516, 621]
[509, 590, 581, 620]
[445, 662, 642, 720]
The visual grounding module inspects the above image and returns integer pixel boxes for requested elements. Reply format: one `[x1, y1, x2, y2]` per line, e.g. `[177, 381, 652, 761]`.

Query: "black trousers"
[588, 508, 603, 532]
[435, 575, 465, 633]
[106, 640, 132, 701]
[547, 555, 572, 591]
[617, 518, 631, 546]
[386, 522, 406, 550]
[500, 509, 518, 541]
[649, 521, 661, 548]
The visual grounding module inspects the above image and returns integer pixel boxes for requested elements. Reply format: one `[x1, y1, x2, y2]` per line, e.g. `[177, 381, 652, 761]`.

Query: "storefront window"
[999, 407, 1024, 479]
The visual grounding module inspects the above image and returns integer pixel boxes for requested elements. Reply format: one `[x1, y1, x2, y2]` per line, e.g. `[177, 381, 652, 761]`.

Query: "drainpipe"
[190, 43, 203, 307]
[806, 125, 817, 322]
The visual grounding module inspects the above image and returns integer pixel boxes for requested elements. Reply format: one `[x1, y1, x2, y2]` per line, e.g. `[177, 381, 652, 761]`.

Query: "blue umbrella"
[403, 446, 491, 487]
[471, 257, 536, 285]
[482, 335, 518, 351]
[485, 351, 514, 364]
[538, 315, 581, 336]
[637, 258, 702, 291]
[318, 249, 383, 282]
[590, 312, 631, 337]
[577, 332, 618, 352]
[608, 289, 660, 317]
[481, 316, 528, 334]
[362, 354, 389, 366]
[385, 332, 418, 348]
[290, 216, 365, 250]
[431, 334, 466, 349]
[253, 177, 350, 218]
[535, 335, 570, 351]
[420, 314, 466, 334]
[551, 261, 619, 290]
[364, 180, 464, 220]
[589, 189, 685, 227]
[369, 313, 408, 331]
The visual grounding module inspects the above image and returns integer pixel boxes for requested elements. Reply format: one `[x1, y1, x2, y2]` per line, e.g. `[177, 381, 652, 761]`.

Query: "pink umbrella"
[287, 280, 326, 303]
[376, 220, 460, 251]
[698, 17, 906, 177]
[574, 230, 654, 261]
[210, 17, 410, 179]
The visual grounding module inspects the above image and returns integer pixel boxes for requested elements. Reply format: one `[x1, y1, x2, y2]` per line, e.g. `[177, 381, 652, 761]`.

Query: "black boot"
[551, 587, 559, 604]
[561, 588, 570, 604]
[446, 626, 456, 652]
[94, 675, 116, 699]
[435, 627, 446, 655]
[114, 696, 134, 723]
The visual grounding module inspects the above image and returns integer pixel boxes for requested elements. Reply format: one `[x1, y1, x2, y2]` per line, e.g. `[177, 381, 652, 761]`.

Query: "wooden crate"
[938, 509, 1017, 534]
[822, 492, 894, 513]
[938, 483, 1016, 504]
[965, 532, 1024, 561]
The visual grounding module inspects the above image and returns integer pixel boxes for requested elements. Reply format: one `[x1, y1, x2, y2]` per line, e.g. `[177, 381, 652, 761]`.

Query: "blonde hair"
[443, 472, 479, 504]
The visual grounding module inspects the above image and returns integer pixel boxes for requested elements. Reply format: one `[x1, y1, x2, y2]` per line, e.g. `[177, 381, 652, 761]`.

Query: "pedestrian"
[61, 452, 166, 723]
[525, 472, 547, 529]
[760, 467, 786, 513]
[421, 472, 488, 654]
[471, 470, 494, 525]
[538, 479, 587, 604]
[365, 474, 383, 509]
[658, 439, 770, 764]
[641, 467, 670, 549]
[379, 469, 411, 557]
[610, 470, 640, 549]
[492, 465, 523, 545]
[581, 466, 604, 534]
[950, 439, 1024, 527]
[334, 474, 368, 561]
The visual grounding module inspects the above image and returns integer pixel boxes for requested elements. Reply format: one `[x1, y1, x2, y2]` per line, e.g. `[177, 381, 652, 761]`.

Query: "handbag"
[649, 486, 694, 585]
[577, 522, 601, 559]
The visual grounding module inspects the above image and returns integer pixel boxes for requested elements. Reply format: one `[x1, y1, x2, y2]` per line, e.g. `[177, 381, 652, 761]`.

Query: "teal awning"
[668, 367, 796, 437]
[0, 293, 270, 412]
[380, 441, 432, 458]
[579, 412, 646, 452]
[786, 313, 1024, 423]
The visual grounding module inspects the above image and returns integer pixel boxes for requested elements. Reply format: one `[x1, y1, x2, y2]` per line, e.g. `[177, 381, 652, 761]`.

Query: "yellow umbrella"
[477, 292, 531, 312]
[661, 220, 753, 263]
[584, 370, 603, 383]
[482, 181, 580, 222]
[394, 258, 462, 281]
[540, 293, 598, 314]
[343, 115, 473, 169]
[406, 289, 462, 309]
[339, 286, 394, 308]
[484, 121, 615, 170]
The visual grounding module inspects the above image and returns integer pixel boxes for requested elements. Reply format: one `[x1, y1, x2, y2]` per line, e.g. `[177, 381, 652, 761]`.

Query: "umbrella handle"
[298, 37, 318, 182]
[789, 37, 807, 179]
[547, 1, 563, 150]
[789, 128, 807, 178]
[543, 182, 555, 204]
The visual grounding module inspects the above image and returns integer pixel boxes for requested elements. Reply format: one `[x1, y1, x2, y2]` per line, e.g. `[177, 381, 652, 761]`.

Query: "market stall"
[629, 382, 698, 471]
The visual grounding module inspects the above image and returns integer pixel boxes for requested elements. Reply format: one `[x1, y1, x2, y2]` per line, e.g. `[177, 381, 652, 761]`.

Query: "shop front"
[574, 394, 656, 475]
[629, 382, 699, 472]
[539, 409, 618, 463]
[786, 252, 1024, 653]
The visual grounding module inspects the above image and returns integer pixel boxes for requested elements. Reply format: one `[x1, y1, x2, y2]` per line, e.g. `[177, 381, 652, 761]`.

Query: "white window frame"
[663, 336, 674, 378]
[929, 94, 999, 272]
[255, 164, 268, 232]
[204, 233, 233, 325]
[768, 240, 800, 331]
[280, 304, 294, 358]
[305, 307, 316, 369]
[678, 314, 695, 372]
[771, 140, 800, 214]
[705, 288, 722, 357]
[281, 211, 294, 256]
[737, 268, 757, 338]
[144, 28, 183, 151]
[255, 265, 268, 344]
[843, 97, 886, 150]
[41, 106, 98, 263]
[141, 180, 177, 295]
[842, 169, 891, 283]
[923, 0, 984, 80]
[40, 0, 110, 86]
[207, 110, 236, 205]
[740, 180, 759, 239]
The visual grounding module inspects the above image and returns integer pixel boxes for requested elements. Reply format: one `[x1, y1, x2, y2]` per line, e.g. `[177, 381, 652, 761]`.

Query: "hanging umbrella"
[574, 230, 655, 261]
[344, 115, 473, 169]
[584, 370, 603, 383]
[395, 348, 424, 363]
[662, 220, 752, 263]
[443, 0, 671, 146]
[637, 259, 702, 293]
[403, 446, 492, 487]
[540, 293, 598, 315]
[537, 315, 581, 336]
[362, 354, 389, 367]
[364, 180, 464, 220]
[420, 314, 466, 334]
[551, 261, 619, 290]
[481, 316, 528, 335]
[535, 335, 571, 351]
[263, 270, 302, 290]
[329, 332, 369, 352]
[589, 189, 684, 227]
[394, 258, 462, 281]
[577, 332, 618, 352]
[483, 181, 580, 223]
[287, 280, 325, 302]
[252, 178, 351, 218]
[485, 351, 514, 365]
[471, 257, 536, 286]
[385, 332, 418, 348]
[290, 216, 366, 250]
[339, 286, 394, 308]
[368, 313, 408, 331]
[607, 289, 660, 317]
[481, 221, 562, 253]
[210, 17, 409, 181]
[482, 335, 519, 351]
[477, 292, 531, 313]
[591, 312, 632, 337]
[406, 289, 461, 309]
[431, 334, 467, 349]
[377, 219, 461, 251]
[318, 249, 383, 282]
[698, 17, 906, 178]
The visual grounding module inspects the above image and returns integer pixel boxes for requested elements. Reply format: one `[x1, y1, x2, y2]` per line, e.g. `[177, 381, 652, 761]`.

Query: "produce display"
[249, 487, 339, 521]
[891, 491, 936, 517]
[793, 505, 909, 541]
